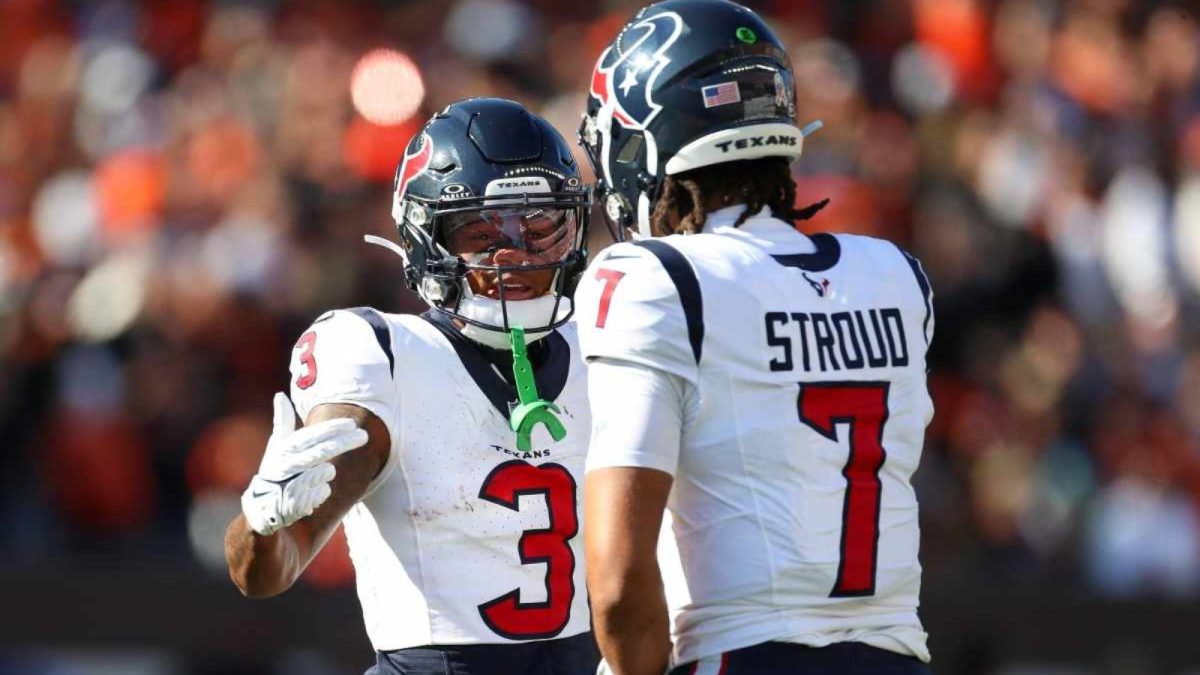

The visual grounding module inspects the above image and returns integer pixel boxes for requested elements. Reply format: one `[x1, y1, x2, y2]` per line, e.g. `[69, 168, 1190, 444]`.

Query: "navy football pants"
[366, 631, 600, 675]
[668, 641, 931, 675]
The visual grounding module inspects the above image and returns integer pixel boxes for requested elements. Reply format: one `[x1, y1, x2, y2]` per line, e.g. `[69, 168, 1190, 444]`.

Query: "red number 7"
[594, 268, 626, 328]
[798, 382, 889, 597]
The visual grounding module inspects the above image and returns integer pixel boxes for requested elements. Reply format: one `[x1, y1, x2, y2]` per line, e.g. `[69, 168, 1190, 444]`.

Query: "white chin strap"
[456, 294, 568, 350]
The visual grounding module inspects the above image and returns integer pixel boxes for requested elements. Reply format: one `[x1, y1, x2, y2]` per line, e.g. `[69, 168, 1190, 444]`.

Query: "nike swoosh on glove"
[241, 392, 369, 536]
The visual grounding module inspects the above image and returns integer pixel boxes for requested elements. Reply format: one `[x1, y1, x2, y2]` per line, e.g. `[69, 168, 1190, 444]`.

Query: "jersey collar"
[701, 203, 762, 231]
[701, 204, 820, 257]
[699, 203, 841, 271]
[420, 311, 570, 420]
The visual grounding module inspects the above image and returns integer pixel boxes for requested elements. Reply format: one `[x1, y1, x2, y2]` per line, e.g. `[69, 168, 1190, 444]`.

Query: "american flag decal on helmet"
[702, 82, 740, 108]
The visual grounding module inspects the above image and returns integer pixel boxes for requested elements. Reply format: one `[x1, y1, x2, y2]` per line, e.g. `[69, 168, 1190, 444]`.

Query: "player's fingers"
[286, 471, 330, 517]
[287, 417, 360, 448]
[272, 392, 297, 436]
[311, 461, 336, 485]
[291, 492, 316, 520]
[291, 429, 368, 467]
[309, 482, 333, 512]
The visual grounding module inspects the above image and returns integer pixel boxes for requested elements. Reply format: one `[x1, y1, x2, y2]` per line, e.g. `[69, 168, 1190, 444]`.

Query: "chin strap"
[508, 325, 566, 452]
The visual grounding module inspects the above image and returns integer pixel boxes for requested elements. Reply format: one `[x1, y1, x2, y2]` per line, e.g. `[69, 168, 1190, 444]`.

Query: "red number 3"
[294, 331, 318, 390]
[477, 461, 578, 639]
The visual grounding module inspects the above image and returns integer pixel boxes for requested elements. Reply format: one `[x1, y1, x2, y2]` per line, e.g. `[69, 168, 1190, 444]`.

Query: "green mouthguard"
[508, 325, 567, 452]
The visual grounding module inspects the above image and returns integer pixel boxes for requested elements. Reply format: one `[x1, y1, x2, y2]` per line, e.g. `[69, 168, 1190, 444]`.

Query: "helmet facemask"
[399, 188, 590, 349]
[372, 97, 592, 350]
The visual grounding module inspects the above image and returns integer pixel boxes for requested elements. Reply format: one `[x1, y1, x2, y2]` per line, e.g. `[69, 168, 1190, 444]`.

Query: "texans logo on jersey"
[588, 10, 683, 130]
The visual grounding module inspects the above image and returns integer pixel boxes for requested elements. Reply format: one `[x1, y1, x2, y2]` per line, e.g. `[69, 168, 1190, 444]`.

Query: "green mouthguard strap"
[508, 325, 566, 452]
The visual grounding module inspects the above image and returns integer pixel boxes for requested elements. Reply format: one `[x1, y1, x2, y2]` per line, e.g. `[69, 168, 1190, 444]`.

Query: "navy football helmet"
[374, 98, 591, 349]
[579, 0, 813, 240]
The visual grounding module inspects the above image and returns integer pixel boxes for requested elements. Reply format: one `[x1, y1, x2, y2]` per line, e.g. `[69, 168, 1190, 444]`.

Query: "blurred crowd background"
[1, 0, 1199, 673]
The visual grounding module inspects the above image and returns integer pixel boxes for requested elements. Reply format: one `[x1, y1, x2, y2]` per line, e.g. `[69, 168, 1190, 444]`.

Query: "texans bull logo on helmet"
[392, 133, 434, 224]
[396, 133, 434, 200]
[588, 11, 683, 129]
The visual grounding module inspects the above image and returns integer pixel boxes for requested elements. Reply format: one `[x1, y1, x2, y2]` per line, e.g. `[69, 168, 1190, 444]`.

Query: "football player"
[224, 98, 600, 674]
[574, 1, 934, 674]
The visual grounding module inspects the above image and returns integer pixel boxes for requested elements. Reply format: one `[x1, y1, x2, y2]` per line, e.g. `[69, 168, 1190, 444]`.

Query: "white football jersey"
[288, 308, 592, 650]
[575, 206, 933, 665]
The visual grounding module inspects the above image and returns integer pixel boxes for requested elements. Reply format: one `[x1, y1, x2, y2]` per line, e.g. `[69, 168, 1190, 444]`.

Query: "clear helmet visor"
[440, 207, 579, 301]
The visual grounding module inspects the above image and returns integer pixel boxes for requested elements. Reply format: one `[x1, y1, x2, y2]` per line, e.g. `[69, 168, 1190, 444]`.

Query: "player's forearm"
[590, 573, 671, 675]
[584, 467, 676, 674]
[226, 404, 387, 599]
[224, 513, 305, 598]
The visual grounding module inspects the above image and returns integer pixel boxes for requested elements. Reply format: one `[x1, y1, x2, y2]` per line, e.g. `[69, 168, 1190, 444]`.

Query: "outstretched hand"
[241, 392, 368, 536]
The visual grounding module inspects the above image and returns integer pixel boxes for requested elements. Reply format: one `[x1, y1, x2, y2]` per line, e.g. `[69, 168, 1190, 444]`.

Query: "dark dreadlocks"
[648, 157, 829, 236]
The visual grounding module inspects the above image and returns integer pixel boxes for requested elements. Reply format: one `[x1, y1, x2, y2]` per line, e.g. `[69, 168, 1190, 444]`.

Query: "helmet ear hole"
[616, 133, 643, 164]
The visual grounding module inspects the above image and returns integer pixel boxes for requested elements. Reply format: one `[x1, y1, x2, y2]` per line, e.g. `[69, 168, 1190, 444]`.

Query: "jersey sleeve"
[894, 244, 935, 349]
[288, 308, 399, 456]
[574, 242, 701, 385]
[585, 357, 695, 477]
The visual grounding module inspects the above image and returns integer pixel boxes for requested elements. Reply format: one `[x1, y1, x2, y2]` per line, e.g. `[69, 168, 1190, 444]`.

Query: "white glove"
[241, 392, 369, 536]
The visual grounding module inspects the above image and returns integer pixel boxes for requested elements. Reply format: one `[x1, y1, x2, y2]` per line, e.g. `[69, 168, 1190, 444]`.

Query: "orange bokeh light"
[94, 149, 167, 237]
[350, 48, 425, 126]
[913, 0, 994, 101]
[187, 117, 260, 202]
[343, 115, 420, 183]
